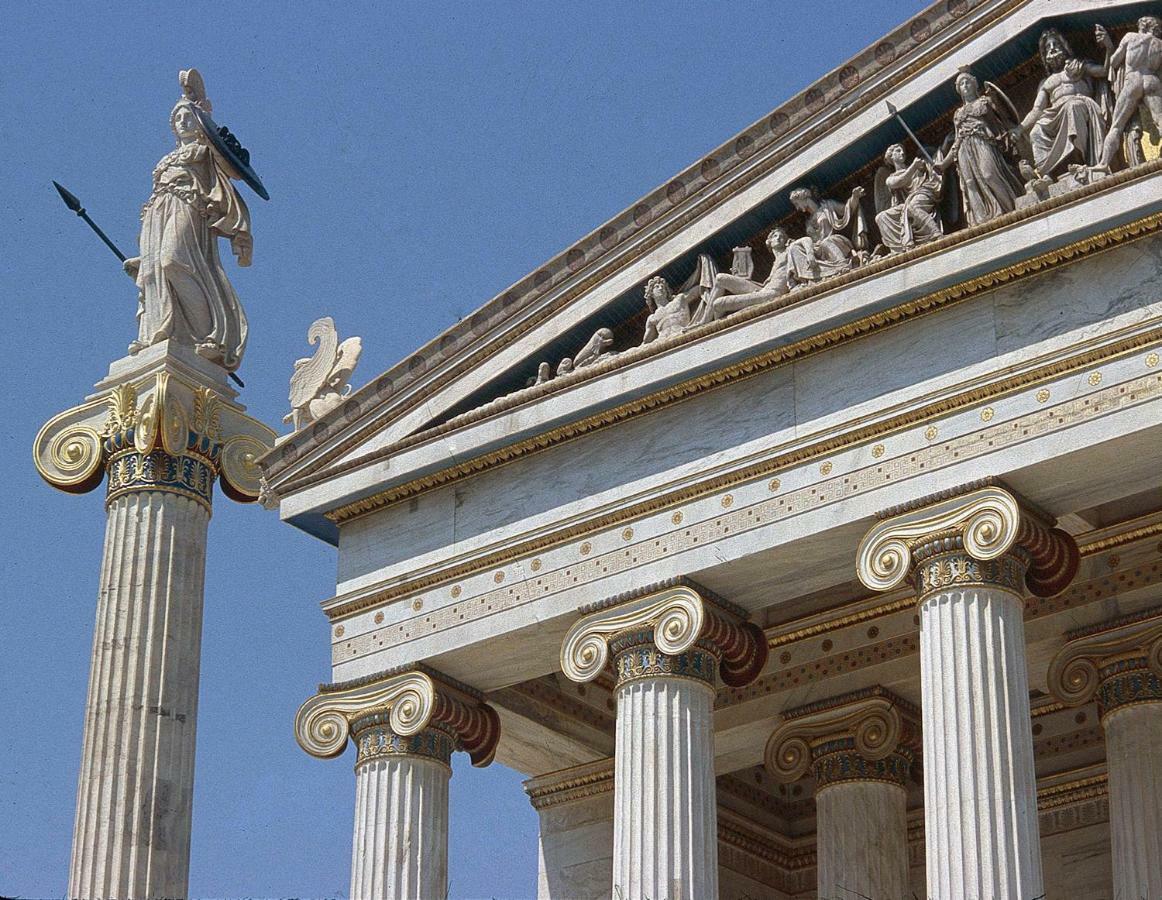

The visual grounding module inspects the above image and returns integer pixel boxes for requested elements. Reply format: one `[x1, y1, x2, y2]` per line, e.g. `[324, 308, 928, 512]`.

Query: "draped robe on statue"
[787, 200, 865, 283]
[135, 139, 250, 372]
[1028, 74, 1107, 177]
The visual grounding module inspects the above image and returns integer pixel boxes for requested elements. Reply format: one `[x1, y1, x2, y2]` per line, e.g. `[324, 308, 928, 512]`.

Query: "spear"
[53, 180, 127, 262]
[884, 102, 936, 166]
[53, 181, 244, 388]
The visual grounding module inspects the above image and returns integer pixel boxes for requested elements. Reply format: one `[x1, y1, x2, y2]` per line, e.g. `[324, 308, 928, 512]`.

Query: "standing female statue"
[123, 70, 267, 373]
[949, 69, 1026, 226]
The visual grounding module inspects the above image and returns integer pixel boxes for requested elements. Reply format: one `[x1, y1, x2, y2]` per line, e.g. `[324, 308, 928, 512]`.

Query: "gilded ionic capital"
[35, 347, 275, 508]
[559, 579, 767, 688]
[1047, 607, 1162, 718]
[764, 687, 920, 789]
[294, 665, 501, 768]
[856, 482, 1078, 599]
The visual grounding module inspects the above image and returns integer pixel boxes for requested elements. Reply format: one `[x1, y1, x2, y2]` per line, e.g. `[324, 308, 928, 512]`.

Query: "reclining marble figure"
[688, 227, 796, 326]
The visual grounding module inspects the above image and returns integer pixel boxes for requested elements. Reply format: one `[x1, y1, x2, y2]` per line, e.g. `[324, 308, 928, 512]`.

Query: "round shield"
[193, 106, 270, 201]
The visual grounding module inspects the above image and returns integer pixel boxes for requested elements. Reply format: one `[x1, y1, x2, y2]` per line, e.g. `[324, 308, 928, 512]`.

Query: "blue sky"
[1, 2, 929, 896]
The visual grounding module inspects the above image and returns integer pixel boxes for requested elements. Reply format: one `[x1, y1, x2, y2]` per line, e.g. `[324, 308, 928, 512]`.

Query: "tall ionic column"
[856, 481, 1078, 900]
[295, 665, 501, 900]
[34, 344, 274, 899]
[1048, 609, 1162, 897]
[765, 687, 920, 899]
[560, 580, 768, 900]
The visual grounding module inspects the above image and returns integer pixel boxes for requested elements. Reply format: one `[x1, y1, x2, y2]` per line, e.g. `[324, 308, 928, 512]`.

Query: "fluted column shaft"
[350, 724, 452, 900]
[1105, 702, 1162, 895]
[858, 486, 1078, 900]
[918, 560, 1042, 899]
[69, 490, 210, 900]
[1047, 610, 1162, 895]
[611, 639, 718, 900]
[765, 688, 918, 900]
[815, 779, 908, 899]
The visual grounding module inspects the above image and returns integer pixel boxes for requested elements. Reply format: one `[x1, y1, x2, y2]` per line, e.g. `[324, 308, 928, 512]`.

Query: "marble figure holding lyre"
[688, 227, 796, 326]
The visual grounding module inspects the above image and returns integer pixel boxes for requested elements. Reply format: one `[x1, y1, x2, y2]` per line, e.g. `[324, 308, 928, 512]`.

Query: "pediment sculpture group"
[531, 15, 1162, 381]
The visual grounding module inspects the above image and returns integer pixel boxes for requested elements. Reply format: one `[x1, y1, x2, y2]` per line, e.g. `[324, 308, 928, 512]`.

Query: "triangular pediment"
[264, 0, 1162, 541]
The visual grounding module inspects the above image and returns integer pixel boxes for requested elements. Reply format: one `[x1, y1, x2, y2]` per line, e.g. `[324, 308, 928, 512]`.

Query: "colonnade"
[296, 483, 1162, 900]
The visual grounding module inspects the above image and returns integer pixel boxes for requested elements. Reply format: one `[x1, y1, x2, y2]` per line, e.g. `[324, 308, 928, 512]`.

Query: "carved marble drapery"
[766, 687, 919, 899]
[856, 482, 1079, 900]
[295, 665, 500, 900]
[560, 582, 767, 900]
[1048, 608, 1162, 898]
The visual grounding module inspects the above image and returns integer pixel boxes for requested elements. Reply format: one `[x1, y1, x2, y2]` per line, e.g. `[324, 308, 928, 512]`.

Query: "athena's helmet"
[171, 68, 270, 201]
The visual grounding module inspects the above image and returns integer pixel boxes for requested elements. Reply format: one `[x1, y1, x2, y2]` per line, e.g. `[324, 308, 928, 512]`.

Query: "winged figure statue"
[284, 317, 362, 431]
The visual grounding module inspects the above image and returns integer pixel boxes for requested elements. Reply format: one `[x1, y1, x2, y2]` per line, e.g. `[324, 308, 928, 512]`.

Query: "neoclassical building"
[263, 1, 1162, 897]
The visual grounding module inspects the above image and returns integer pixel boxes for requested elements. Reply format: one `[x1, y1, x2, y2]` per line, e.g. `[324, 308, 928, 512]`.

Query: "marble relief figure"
[513, 14, 1162, 393]
[874, 144, 951, 253]
[786, 185, 868, 282]
[1098, 16, 1162, 168]
[124, 70, 267, 372]
[641, 276, 696, 343]
[949, 69, 1026, 226]
[1014, 29, 1109, 180]
[688, 227, 795, 325]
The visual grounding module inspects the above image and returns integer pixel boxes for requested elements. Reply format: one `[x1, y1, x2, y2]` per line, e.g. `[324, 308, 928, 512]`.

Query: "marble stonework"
[262, 0, 1150, 491]
[268, 2, 1162, 898]
[36, 342, 275, 898]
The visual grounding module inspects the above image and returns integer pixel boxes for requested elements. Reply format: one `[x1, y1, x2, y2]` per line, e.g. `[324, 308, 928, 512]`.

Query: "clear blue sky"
[1, 2, 929, 897]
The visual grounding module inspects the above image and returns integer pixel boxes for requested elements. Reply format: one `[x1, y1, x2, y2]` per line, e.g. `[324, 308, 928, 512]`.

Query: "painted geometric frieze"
[522, 758, 615, 811]
[560, 580, 767, 688]
[294, 664, 500, 767]
[327, 341, 1160, 667]
[764, 687, 919, 789]
[35, 363, 275, 507]
[856, 481, 1079, 599]
[1047, 606, 1162, 718]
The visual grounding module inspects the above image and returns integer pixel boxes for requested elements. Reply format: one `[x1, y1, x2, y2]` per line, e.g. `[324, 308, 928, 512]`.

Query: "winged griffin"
[284, 317, 362, 431]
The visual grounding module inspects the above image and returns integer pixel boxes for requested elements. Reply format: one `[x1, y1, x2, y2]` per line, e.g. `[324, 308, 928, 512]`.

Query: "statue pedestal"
[35, 341, 274, 899]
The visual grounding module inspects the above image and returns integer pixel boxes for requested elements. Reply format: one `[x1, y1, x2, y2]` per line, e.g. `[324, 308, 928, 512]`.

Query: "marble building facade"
[262, 1, 1162, 897]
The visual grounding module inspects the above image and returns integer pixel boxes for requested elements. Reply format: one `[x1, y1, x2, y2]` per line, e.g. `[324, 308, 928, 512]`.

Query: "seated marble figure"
[874, 143, 953, 253]
[786, 185, 868, 283]
[688, 227, 796, 326]
[1013, 28, 1109, 180]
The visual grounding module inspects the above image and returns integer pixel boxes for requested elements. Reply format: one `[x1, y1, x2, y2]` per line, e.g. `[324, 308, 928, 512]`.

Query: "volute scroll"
[560, 582, 767, 687]
[856, 483, 1079, 598]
